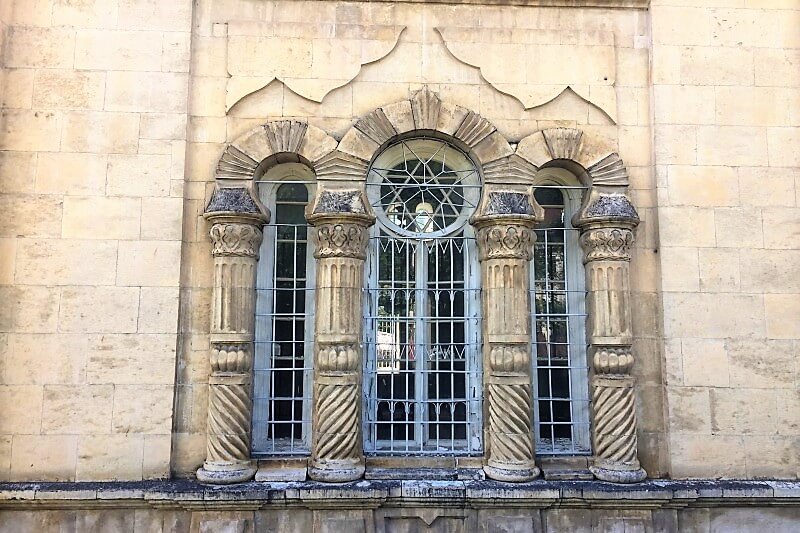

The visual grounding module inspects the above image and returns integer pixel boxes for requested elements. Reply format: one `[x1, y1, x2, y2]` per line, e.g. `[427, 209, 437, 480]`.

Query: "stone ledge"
[313, 0, 650, 8]
[0, 480, 799, 510]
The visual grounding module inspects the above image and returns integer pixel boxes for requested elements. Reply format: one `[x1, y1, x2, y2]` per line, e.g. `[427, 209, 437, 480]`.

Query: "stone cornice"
[314, 0, 649, 7]
[1, 480, 797, 511]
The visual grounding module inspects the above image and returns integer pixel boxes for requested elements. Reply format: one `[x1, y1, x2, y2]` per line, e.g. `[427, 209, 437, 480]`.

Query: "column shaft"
[475, 219, 540, 482]
[580, 224, 646, 483]
[307, 209, 373, 482]
[197, 212, 265, 484]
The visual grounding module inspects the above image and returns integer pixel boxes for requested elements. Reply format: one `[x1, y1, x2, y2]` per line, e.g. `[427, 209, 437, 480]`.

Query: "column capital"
[580, 226, 635, 263]
[471, 187, 543, 262]
[204, 186, 269, 259]
[572, 190, 639, 230]
[473, 219, 536, 261]
[307, 185, 375, 260]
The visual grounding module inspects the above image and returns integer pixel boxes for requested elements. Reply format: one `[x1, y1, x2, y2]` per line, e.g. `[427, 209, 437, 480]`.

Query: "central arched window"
[364, 137, 482, 455]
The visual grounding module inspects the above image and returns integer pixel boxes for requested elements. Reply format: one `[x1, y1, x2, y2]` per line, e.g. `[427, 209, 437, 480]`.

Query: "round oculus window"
[366, 138, 481, 238]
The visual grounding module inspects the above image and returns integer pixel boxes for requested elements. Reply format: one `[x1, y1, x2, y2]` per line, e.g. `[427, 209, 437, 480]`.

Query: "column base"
[309, 459, 365, 483]
[590, 464, 647, 484]
[484, 463, 540, 483]
[196, 462, 257, 485]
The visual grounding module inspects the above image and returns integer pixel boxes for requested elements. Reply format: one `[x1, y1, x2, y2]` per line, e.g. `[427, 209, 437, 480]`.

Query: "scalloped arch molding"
[215, 88, 628, 191]
[222, 19, 617, 121]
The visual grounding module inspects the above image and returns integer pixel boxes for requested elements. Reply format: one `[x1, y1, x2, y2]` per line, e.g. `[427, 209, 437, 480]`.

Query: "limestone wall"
[0, 1, 192, 481]
[651, 0, 800, 479]
[0, 0, 797, 484]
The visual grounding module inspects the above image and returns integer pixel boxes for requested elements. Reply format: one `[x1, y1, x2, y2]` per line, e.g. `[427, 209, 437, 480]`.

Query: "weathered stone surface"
[0, 0, 798, 488]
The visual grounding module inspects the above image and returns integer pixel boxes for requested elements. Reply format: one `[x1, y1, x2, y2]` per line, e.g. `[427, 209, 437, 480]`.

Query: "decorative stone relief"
[306, 185, 375, 482]
[580, 227, 634, 263]
[471, 186, 543, 482]
[314, 150, 369, 182]
[516, 128, 629, 188]
[208, 224, 263, 258]
[225, 21, 406, 111]
[315, 223, 370, 260]
[354, 109, 398, 146]
[410, 86, 441, 130]
[335, 88, 514, 185]
[198, 187, 269, 484]
[216, 121, 338, 182]
[574, 193, 644, 483]
[436, 28, 617, 122]
[476, 225, 535, 262]
[482, 154, 539, 185]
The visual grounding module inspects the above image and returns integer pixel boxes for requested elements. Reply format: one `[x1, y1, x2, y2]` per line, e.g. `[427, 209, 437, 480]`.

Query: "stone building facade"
[0, 0, 799, 531]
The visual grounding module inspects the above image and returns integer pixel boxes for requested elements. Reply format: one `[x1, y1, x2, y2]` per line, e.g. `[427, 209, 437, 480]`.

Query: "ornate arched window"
[363, 137, 483, 455]
[199, 107, 646, 486]
[252, 164, 316, 454]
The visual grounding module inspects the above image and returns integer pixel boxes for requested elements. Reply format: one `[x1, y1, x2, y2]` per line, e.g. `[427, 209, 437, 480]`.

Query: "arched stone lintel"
[334, 87, 515, 182]
[215, 120, 338, 183]
[515, 128, 630, 189]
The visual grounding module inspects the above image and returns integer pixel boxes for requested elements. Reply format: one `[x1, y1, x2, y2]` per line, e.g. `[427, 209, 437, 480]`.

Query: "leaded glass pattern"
[531, 187, 591, 455]
[364, 138, 482, 455]
[253, 181, 314, 454]
[368, 138, 480, 238]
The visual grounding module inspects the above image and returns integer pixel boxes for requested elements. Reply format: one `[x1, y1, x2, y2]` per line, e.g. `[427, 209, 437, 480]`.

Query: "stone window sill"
[254, 456, 595, 482]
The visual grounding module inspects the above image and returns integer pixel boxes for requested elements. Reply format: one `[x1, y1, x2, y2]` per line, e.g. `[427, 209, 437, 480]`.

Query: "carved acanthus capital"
[580, 227, 634, 263]
[475, 221, 536, 261]
[592, 346, 634, 375]
[210, 343, 252, 373]
[310, 218, 371, 259]
[209, 223, 264, 258]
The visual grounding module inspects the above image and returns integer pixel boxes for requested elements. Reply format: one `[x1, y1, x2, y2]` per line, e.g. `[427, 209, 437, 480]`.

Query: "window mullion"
[414, 239, 427, 451]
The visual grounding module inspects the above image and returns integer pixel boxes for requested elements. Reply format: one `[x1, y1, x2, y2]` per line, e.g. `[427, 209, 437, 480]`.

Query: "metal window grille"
[364, 138, 482, 455]
[252, 181, 314, 454]
[530, 187, 591, 455]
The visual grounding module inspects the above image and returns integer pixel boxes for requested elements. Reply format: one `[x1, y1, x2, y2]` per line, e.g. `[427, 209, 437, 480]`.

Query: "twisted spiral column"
[197, 193, 267, 484]
[472, 192, 542, 482]
[307, 189, 374, 482]
[577, 206, 647, 483]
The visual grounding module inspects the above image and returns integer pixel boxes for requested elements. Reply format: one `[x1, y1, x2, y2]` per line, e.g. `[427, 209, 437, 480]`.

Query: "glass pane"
[276, 182, 308, 202]
[534, 187, 564, 207]
[531, 186, 590, 455]
[252, 180, 311, 455]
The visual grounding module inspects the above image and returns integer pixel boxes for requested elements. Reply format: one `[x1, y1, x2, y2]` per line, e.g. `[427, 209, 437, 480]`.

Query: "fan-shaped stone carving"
[215, 121, 337, 181]
[515, 128, 628, 188]
[335, 88, 513, 176]
[354, 109, 397, 146]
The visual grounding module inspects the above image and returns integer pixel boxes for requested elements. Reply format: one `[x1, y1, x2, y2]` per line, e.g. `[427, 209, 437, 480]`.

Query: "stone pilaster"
[307, 187, 375, 482]
[197, 188, 268, 484]
[471, 188, 543, 482]
[575, 192, 646, 483]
